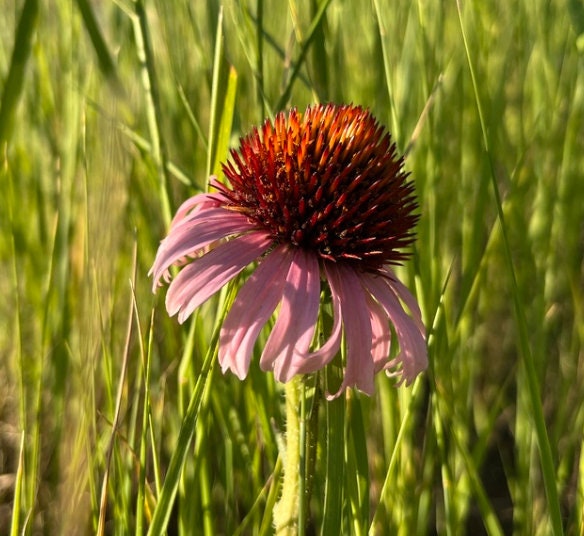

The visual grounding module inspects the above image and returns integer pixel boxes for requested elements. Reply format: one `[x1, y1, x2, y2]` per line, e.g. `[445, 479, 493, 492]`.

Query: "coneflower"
[150, 103, 427, 397]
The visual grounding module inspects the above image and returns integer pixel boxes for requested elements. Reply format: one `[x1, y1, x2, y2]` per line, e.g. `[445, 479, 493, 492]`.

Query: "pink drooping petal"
[150, 208, 257, 289]
[367, 293, 391, 373]
[379, 267, 425, 335]
[219, 246, 294, 379]
[284, 272, 343, 377]
[165, 231, 273, 323]
[361, 273, 427, 384]
[325, 263, 374, 399]
[260, 248, 321, 382]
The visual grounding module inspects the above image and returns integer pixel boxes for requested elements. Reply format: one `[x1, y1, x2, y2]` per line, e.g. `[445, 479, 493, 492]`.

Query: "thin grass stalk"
[307, 0, 329, 102]
[10, 432, 25, 536]
[259, 458, 284, 535]
[347, 393, 369, 535]
[24, 208, 63, 531]
[321, 382, 344, 535]
[232, 456, 282, 536]
[417, 414, 437, 534]
[177, 315, 198, 416]
[6, 170, 25, 533]
[177, 84, 208, 153]
[147, 366, 162, 500]
[6, 165, 26, 448]
[88, 272, 109, 533]
[135, 299, 154, 534]
[298, 380, 307, 536]
[576, 443, 584, 531]
[198, 452, 214, 535]
[206, 6, 225, 180]
[455, 1, 563, 534]
[96, 239, 138, 536]
[207, 394, 234, 533]
[374, 379, 399, 527]
[434, 393, 455, 536]
[371, 0, 400, 140]
[255, 0, 265, 119]
[126, 321, 145, 531]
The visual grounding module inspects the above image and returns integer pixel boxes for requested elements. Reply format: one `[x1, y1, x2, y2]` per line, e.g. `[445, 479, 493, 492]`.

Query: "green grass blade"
[370, 378, 424, 533]
[307, 0, 329, 101]
[75, 0, 120, 88]
[275, 0, 334, 111]
[255, 0, 265, 118]
[451, 426, 505, 536]
[206, 6, 226, 180]
[10, 431, 25, 536]
[135, 302, 155, 535]
[132, 0, 172, 226]
[97, 242, 138, 536]
[371, 0, 399, 140]
[298, 382, 307, 536]
[146, 349, 214, 534]
[146, 282, 237, 535]
[0, 0, 39, 147]
[211, 66, 238, 178]
[321, 388, 344, 535]
[346, 394, 369, 536]
[177, 84, 209, 152]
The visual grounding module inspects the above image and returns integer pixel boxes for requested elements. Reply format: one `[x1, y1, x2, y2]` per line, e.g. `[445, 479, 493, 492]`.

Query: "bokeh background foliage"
[1, 0, 583, 534]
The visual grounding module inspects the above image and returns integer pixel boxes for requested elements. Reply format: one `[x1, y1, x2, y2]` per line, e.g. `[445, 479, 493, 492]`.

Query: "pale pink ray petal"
[168, 191, 225, 230]
[170, 203, 247, 234]
[219, 246, 294, 380]
[361, 273, 427, 384]
[167, 176, 233, 230]
[150, 204, 228, 280]
[283, 271, 343, 377]
[150, 209, 257, 288]
[166, 231, 273, 323]
[260, 249, 321, 382]
[324, 263, 374, 399]
[380, 267, 425, 335]
[366, 294, 391, 373]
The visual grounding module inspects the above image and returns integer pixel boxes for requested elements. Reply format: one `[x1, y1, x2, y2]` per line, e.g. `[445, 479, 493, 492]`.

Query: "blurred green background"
[1, 0, 582, 534]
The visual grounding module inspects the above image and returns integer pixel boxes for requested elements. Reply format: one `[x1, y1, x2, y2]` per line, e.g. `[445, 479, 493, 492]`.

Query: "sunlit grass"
[1, 0, 582, 534]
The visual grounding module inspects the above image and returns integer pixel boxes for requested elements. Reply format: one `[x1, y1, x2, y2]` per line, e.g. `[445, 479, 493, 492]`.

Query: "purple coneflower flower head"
[150, 103, 427, 397]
